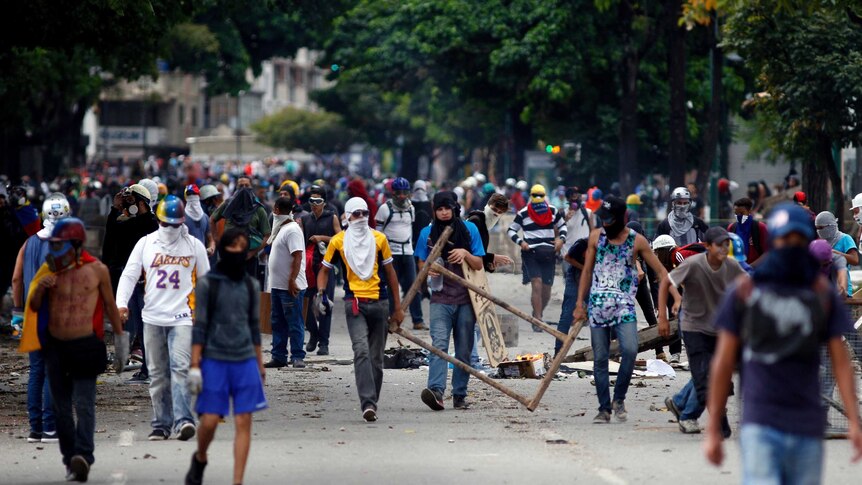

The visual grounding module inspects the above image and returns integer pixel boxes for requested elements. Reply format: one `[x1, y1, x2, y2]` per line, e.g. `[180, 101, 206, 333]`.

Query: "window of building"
[179, 104, 185, 125]
[191, 106, 198, 127]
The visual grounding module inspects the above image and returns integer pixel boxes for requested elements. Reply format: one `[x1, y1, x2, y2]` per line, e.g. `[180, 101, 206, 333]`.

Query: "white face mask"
[348, 217, 369, 233]
[273, 213, 292, 224]
[483, 205, 502, 230]
[855, 212, 862, 226]
[158, 224, 182, 244]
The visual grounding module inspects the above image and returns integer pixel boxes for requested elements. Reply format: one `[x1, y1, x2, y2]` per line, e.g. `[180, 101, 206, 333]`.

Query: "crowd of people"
[1, 157, 861, 484]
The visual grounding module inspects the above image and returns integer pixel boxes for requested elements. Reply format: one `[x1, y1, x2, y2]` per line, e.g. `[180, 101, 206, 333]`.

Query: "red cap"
[718, 178, 729, 193]
[793, 191, 807, 204]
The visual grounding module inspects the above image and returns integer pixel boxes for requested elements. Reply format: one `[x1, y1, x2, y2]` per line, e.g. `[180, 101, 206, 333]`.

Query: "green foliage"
[252, 107, 359, 153]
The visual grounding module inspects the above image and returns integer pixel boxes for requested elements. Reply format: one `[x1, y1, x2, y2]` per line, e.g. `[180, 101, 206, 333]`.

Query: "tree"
[252, 107, 359, 154]
[724, 1, 862, 222]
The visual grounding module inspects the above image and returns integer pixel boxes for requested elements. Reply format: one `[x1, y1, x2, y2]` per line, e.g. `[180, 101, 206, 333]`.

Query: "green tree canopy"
[252, 107, 359, 154]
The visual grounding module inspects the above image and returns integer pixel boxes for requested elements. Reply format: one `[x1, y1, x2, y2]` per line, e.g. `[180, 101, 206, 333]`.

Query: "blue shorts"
[196, 358, 268, 416]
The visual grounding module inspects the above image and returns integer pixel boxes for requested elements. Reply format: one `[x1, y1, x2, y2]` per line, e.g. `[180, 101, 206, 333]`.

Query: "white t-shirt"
[375, 200, 415, 256]
[563, 206, 593, 254]
[116, 232, 210, 326]
[267, 222, 308, 292]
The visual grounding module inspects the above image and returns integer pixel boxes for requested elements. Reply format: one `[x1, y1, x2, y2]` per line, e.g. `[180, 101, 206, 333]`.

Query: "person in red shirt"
[727, 198, 769, 265]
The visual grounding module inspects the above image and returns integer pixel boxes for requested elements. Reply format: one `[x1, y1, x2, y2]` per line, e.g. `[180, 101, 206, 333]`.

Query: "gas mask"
[46, 241, 80, 273]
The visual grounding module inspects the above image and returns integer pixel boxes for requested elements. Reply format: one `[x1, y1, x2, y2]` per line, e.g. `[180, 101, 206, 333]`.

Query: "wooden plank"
[430, 263, 568, 341]
[563, 320, 680, 363]
[461, 261, 508, 367]
[391, 326, 533, 408]
[260, 291, 272, 335]
[528, 319, 583, 411]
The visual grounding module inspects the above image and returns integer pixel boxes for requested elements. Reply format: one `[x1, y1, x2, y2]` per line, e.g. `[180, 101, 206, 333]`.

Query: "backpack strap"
[580, 206, 590, 227]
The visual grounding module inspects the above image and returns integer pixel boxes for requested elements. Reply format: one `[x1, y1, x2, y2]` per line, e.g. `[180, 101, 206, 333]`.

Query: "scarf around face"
[343, 197, 376, 281]
[222, 188, 260, 227]
[668, 210, 695, 239]
[430, 191, 471, 260]
[185, 195, 205, 222]
[527, 201, 553, 226]
[734, 215, 753, 255]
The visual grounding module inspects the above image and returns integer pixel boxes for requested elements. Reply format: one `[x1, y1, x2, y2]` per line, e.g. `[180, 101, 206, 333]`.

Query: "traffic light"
[552, 145, 561, 154]
[331, 64, 341, 72]
[545, 144, 553, 153]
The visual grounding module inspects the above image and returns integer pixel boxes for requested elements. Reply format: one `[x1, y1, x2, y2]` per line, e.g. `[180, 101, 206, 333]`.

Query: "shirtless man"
[26, 218, 125, 482]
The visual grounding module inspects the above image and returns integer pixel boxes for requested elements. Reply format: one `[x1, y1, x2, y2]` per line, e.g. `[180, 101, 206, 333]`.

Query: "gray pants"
[345, 299, 389, 411]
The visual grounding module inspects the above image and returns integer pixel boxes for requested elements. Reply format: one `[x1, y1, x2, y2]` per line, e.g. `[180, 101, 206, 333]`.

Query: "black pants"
[682, 331, 717, 410]
[635, 280, 681, 356]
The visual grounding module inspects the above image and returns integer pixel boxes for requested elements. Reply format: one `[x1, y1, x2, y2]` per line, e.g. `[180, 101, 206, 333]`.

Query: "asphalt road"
[0, 270, 859, 484]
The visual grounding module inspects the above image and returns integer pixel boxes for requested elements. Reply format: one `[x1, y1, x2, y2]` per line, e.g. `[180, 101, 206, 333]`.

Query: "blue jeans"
[672, 380, 703, 421]
[428, 303, 475, 397]
[144, 324, 194, 434]
[389, 255, 424, 324]
[127, 283, 148, 376]
[556, 267, 580, 355]
[591, 322, 638, 412]
[740, 424, 823, 485]
[27, 350, 55, 434]
[271, 288, 306, 362]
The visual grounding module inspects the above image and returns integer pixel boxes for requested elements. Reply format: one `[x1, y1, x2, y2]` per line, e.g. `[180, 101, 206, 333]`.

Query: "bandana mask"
[46, 241, 79, 273]
[817, 225, 838, 241]
[672, 202, 691, 218]
[736, 214, 749, 224]
[855, 212, 862, 226]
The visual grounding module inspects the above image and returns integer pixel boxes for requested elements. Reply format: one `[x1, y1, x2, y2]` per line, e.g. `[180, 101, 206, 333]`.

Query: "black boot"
[185, 451, 207, 485]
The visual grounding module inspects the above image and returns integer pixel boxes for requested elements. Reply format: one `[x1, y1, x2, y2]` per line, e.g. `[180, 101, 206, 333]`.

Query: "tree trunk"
[819, 135, 844, 227]
[695, 14, 722, 195]
[803, 155, 829, 217]
[400, 139, 424, 183]
[617, 0, 639, 194]
[667, 0, 687, 189]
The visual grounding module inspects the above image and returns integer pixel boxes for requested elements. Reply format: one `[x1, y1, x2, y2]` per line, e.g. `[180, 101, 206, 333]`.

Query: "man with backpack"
[727, 197, 769, 265]
[210, 178, 270, 277]
[655, 187, 709, 247]
[376, 177, 425, 330]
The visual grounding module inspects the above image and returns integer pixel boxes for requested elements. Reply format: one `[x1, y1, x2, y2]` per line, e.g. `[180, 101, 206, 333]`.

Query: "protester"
[116, 195, 210, 441]
[185, 228, 267, 485]
[0, 186, 30, 335]
[556, 236, 588, 356]
[625, 194, 642, 223]
[574, 196, 667, 423]
[265, 197, 308, 368]
[211, 179, 271, 277]
[11, 193, 71, 443]
[101, 184, 159, 385]
[183, 184, 215, 256]
[649, 234, 683, 361]
[411, 180, 434, 249]
[727, 233, 754, 275]
[810, 239, 847, 295]
[658, 227, 745, 435]
[626, 221, 665, 361]
[507, 184, 567, 331]
[416, 191, 486, 410]
[562, 187, 593, 254]
[346, 179, 379, 228]
[317, 197, 404, 422]
[300, 185, 341, 355]
[21, 218, 126, 482]
[727, 198, 769, 265]
[815, 211, 858, 297]
[375, 177, 426, 330]
[655, 187, 709, 246]
[510, 180, 527, 212]
[704, 203, 862, 482]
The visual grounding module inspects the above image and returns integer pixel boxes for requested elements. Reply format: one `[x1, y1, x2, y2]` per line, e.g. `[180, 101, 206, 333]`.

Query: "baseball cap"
[767, 203, 816, 241]
[793, 191, 807, 204]
[704, 226, 731, 245]
[595, 196, 626, 223]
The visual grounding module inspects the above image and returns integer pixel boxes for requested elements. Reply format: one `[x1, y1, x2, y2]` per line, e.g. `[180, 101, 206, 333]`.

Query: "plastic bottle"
[427, 257, 445, 292]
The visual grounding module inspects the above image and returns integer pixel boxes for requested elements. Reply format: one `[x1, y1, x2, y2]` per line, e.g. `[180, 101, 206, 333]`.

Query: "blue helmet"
[767, 203, 815, 242]
[392, 177, 410, 191]
[156, 195, 185, 224]
[727, 233, 746, 262]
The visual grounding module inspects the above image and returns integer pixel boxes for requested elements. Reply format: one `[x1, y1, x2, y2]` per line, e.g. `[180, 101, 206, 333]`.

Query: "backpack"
[728, 221, 763, 255]
[381, 199, 413, 232]
[671, 243, 707, 266]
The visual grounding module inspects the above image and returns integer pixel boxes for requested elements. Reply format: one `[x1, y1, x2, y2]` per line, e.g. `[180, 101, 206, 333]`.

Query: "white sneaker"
[178, 422, 196, 441]
[679, 419, 701, 434]
[670, 353, 681, 364]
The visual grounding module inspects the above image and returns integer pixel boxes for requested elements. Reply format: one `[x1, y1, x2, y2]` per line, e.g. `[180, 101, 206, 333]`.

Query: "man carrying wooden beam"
[415, 191, 486, 411]
[574, 196, 667, 424]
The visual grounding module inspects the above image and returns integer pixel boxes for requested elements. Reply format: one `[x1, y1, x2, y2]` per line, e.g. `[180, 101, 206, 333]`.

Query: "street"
[0, 271, 859, 484]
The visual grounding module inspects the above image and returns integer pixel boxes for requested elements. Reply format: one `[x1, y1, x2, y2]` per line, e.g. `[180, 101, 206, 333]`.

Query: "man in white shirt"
[562, 187, 594, 253]
[117, 196, 210, 442]
[264, 197, 308, 368]
[375, 177, 425, 330]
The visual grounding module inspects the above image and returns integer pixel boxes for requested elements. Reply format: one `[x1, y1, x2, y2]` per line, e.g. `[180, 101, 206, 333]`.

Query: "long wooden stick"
[430, 263, 568, 342]
[392, 326, 533, 408]
[396, 226, 452, 319]
[527, 319, 584, 411]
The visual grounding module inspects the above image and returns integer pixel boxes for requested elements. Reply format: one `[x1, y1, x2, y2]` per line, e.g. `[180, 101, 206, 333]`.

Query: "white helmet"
[852, 193, 862, 210]
[42, 193, 71, 222]
[474, 173, 487, 184]
[505, 178, 516, 187]
[652, 234, 677, 250]
[516, 180, 528, 191]
[463, 176, 477, 188]
[138, 179, 159, 208]
[671, 187, 691, 201]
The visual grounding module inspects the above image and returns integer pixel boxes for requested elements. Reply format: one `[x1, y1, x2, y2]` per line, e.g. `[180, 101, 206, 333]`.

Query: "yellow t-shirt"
[322, 230, 393, 299]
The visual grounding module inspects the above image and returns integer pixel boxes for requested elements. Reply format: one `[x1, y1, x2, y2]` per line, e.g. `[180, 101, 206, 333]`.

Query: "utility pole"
[235, 91, 243, 161]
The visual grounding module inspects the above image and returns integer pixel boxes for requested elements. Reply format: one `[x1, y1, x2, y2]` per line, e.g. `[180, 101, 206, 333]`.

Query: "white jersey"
[116, 231, 210, 326]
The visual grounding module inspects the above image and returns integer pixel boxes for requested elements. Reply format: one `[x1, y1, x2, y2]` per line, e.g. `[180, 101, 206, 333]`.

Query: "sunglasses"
[531, 193, 545, 198]
[310, 198, 325, 205]
[350, 209, 370, 218]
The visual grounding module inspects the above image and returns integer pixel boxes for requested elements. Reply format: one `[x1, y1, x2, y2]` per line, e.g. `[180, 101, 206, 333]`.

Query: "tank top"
[588, 230, 638, 327]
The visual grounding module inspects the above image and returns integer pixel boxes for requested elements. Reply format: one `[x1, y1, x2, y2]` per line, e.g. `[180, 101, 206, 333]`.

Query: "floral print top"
[588, 230, 638, 327]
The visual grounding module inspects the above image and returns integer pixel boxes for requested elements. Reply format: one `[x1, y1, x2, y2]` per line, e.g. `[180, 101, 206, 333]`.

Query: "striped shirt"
[508, 205, 567, 249]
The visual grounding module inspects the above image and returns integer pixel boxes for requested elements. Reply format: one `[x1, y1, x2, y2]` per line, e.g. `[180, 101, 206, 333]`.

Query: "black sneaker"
[178, 422, 196, 441]
[721, 414, 732, 439]
[124, 371, 150, 385]
[27, 431, 41, 443]
[421, 388, 445, 411]
[263, 359, 287, 369]
[306, 337, 318, 353]
[68, 455, 89, 482]
[291, 359, 306, 369]
[148, 429, 170, 441]
[41, 430, 58, 443]
[316, 345, 329, 356]
[362, 408, 378, 422]
[453, 395, 470, 410]
[185, 451, 207, 485]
